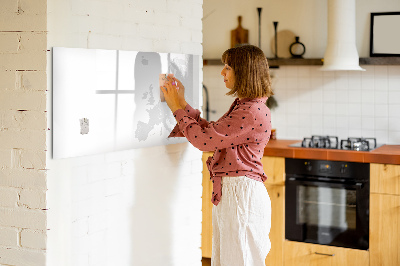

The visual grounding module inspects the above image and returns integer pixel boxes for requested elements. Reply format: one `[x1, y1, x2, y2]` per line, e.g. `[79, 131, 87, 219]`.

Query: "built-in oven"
[285, 158, 370, 250]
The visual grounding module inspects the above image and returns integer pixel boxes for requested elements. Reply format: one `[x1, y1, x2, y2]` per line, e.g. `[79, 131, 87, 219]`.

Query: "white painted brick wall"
[0, 187, 19, 208]
[20, 189, 47, 209]
[21, 229, 47, 250]
[0, 169, 47, 190]
[0, 208, 46, 230]
[0, 227, 19, 246]
[46, 1, 203, 266]
[0, 0, 48, 265]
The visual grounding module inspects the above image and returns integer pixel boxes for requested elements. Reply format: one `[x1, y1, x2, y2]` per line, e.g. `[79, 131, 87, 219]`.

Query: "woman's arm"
[163, 77, 210, 137]
[172, 107, 259, 152]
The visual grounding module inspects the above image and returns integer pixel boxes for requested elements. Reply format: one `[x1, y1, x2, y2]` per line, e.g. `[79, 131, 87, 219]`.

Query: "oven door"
[285, 177, 369, 250]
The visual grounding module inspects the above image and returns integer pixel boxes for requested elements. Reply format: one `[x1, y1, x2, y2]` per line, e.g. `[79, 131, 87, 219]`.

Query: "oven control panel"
[286, 158, 369, 180]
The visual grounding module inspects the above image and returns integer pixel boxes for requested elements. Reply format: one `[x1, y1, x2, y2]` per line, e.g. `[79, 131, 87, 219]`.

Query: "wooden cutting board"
[270, 30, 296, 58]
[231, 16, 249, 48]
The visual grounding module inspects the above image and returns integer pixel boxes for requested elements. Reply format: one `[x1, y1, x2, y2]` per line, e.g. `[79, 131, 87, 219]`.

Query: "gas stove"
[289, 135, 382, 151]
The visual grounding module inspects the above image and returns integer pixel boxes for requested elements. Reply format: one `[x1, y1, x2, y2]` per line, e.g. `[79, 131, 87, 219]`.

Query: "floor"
[202, 257, 211, 266]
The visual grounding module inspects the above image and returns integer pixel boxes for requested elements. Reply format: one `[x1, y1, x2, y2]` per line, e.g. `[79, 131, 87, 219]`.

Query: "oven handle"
[315, 252, 335, 257]
[287, 177, 364, 188]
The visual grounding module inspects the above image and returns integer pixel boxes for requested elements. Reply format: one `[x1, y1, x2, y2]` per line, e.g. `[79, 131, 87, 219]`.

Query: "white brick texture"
[0, 0, 47, 264]
[0, 227, 19, 246]
[1, 110, 47, 131]
[0, 247, 46, 266]
[0, 187, 19, 208]
[0, 0, 47, 32]
[46, 0, 203, 266]
[0, 208, 47, 230]
[19, 189, 47, 209]
[21, 229, 47, 250]
[0, 169, 47, 190]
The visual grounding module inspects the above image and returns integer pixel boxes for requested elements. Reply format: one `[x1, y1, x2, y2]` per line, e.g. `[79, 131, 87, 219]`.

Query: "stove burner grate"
[340, 137, 377, 151]
[301, 135, 339, 149]
[298, 136, 378, 151]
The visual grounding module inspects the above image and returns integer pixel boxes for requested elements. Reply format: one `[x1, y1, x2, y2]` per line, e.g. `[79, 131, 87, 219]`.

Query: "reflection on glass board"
[52, 47, 200, 159]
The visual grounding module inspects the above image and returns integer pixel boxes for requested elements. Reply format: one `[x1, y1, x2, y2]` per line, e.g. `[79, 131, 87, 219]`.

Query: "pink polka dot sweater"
[169, 97, 271, 206]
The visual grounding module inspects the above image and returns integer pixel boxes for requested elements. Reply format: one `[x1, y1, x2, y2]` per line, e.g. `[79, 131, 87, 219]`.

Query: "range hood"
[320, 0, 365, 71]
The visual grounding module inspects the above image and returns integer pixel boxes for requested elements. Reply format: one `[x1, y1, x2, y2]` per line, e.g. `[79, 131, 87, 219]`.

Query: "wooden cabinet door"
[262, 156, 285, 185]
[370, 193, 400, 266]
[370, 163, 400, 195]
[284, 241, 369, 266]
[202, 152, 213, 258]
[264, 184, 285, 266]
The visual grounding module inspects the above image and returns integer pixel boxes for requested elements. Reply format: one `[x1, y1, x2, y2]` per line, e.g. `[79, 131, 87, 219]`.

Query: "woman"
[161, 45, 273, 266]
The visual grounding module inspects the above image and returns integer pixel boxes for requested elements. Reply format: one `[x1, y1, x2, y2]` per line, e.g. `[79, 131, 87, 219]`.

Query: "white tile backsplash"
[204, 65, 400, 144]
[348, 104, 362, 116]
[374, 78, 389, 91]
[298, 67, 312, 78]
[375, 117, 389, 131]
[336, 116, 349, 129]
[374, 66, 388, 77]
[335, 76, 349, 90]
[375, 90, 388, 104]
[389, 66, 400, 76]
[375, 104, 389, 117]
[298, 77, 311, 89]
[388, 77, 400, 91]
[285, 66, 299, 77]
[361, 77, 375, 91]
[362, 90, 375, 103]
[389, 104, 400, 118]
[336, 103, 348, 116]
[389, 91, 400, 104]
[348, 90, 362, 103]
[362, 104, 375, 117]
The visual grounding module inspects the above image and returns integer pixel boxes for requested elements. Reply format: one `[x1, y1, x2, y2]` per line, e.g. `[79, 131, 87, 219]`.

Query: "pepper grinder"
[257, 8, 262, 48]
[273, 21, 279, 58]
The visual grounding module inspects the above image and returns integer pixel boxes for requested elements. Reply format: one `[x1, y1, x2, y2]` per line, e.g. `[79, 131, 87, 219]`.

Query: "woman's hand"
[172, 77, 187, 109]
[161, 78, 183, 114]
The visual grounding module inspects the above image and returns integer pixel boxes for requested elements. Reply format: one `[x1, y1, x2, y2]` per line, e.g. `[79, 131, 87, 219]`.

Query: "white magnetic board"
[52, 47, 200, 158]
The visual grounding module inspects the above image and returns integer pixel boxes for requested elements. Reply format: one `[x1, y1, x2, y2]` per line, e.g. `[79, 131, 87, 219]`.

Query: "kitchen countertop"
[263, 139, 400, 165]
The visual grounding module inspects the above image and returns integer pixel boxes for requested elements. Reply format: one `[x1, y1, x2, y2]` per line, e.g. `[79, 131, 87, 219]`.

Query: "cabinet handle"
[315, 252, 335, 257]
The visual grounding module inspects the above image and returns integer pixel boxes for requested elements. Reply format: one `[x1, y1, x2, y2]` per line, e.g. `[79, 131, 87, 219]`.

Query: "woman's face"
[221, 64, 235, 90]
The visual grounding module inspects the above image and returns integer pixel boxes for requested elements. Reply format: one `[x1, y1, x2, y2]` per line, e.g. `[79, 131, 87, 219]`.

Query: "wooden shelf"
[202, 58, 323, 67]
[359, 57, 400, 65]
[203, 57, 400, 67]
[268, 58, 322, 67]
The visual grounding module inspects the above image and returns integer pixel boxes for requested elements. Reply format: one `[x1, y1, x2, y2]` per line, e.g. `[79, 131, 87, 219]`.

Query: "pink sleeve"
[172, 106, 262, 152]
[168, 104, 210, 138]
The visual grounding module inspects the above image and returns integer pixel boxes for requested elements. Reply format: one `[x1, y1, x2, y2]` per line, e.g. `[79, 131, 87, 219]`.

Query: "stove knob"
[340, 164, 347, 174]
[305, 162, 312, 171]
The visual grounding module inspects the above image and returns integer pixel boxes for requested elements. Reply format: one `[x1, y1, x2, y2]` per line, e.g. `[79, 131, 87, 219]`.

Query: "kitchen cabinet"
[370, 163, 400, 195]
[261, 156, 285, 185]
[370, 163, 400, 266]
[261, 156, 285, 266]
[202, 152, 213, 258]
[283, 241, 369, 266]
[201, 154, 286, 264]
[264, 184, 285, 266]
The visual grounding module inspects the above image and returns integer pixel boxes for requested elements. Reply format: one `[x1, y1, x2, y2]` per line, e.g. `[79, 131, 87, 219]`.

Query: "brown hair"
[221, 45, 273, 98]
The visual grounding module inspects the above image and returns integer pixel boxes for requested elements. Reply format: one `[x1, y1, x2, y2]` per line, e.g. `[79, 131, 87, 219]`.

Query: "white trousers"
[212, 176, 271, 266]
